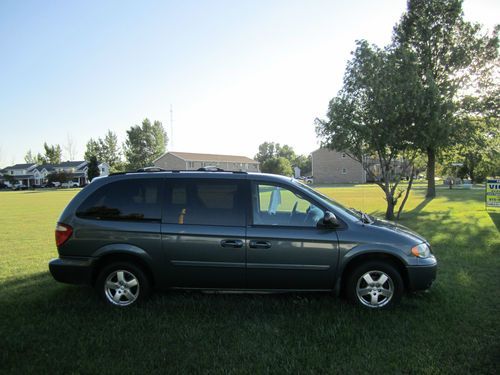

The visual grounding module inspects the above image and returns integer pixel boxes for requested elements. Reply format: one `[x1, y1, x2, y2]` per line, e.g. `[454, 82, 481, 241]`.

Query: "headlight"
[411, 243, 430, 258]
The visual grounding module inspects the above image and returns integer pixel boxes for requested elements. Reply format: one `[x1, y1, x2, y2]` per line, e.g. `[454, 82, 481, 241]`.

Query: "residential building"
[153, 151, 260, 172]
[0, 161, 110, 187]
[312, 149, 367, 184]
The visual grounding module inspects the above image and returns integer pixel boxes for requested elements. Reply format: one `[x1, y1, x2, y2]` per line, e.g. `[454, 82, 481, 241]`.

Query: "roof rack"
[109, 167, 248, 177]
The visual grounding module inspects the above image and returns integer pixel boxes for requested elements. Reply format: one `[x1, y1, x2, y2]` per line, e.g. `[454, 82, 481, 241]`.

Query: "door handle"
[249, 240, 272, 249]
[220, 239, 244, 248]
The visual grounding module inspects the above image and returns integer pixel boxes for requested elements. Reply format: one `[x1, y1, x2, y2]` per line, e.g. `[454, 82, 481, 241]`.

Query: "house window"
[188, 162, 195, 168]
[341, 153, 347, 159]
[342, 168, 347, 174]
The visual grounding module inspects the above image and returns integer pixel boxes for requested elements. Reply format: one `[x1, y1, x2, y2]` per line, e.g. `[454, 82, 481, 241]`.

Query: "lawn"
[0, 185, 498, 374]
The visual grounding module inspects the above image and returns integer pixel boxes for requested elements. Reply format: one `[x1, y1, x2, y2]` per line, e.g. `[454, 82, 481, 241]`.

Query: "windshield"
[292, 180, 365, 221]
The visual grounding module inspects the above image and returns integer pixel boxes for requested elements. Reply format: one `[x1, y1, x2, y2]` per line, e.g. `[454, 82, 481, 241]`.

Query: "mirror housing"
[319, 211, 340, 228]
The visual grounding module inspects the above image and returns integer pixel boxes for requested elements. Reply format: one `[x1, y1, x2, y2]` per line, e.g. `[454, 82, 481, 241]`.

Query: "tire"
[96, 262, 151, 307]
[345, 261, 404, 309]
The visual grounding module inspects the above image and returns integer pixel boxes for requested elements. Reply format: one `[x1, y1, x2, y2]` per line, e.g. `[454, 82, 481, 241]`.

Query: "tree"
[47, 171, 71, 185]
[261, 157, 293, 176]
[84, 138, 104, 162]
[441, 117, 500, 182]
[255, 142, 310, 175]
[393, 0, 499, 197]
[316, 40, 423, 220]
[24, 150, 37, 164]
[42, 143, 62, 164]
[87, 156, 100, 182]
[100, 130, 122, 171]
[123, 119, 168, 170]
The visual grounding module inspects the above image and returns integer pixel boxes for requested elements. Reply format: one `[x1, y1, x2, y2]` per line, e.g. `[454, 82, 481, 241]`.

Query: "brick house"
[153, 151, 260, 172]
[311, 149, 367, 184]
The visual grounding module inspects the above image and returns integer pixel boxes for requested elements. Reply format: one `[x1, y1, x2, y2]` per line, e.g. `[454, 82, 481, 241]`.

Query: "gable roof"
[161, 151, 258, 164]
[55, 161, 87, 168]
[4, 163, 37, 170]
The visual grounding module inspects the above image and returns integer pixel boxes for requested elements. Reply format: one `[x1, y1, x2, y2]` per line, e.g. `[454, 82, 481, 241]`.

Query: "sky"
[0, 0, 498, 166]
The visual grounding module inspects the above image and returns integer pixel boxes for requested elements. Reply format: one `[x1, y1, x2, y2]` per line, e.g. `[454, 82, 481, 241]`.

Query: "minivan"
[49, 170, 437, 309]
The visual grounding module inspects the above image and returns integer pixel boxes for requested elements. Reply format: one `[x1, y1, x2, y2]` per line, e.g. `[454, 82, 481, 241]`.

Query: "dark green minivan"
[49, 170, 436, 309]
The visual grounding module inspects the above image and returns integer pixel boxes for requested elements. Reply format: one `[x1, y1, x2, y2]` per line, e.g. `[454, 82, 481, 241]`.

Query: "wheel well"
[339, 253, 408, 295]
[92, 253, 155, 287]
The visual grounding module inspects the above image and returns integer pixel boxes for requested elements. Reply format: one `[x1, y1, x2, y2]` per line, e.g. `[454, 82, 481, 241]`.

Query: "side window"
[76, 179, 162, 221]
[164, 180, 245, 226]
[252, 183, 324, 227]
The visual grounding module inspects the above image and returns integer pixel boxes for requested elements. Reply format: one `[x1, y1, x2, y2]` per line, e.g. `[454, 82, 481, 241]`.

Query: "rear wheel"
[96, 262, 151, 307]
[346, 261, 403, 309]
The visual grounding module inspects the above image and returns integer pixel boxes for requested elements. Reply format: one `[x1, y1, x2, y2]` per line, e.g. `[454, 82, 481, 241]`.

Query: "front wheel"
[346, 261, 403, 309]
[96, 262, 151, 307]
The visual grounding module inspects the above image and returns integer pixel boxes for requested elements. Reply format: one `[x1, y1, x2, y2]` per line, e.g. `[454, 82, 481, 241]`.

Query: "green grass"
[1, 185, 499, 374]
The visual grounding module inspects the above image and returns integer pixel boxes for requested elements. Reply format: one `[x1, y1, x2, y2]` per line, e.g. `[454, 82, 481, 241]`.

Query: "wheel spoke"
[378, 274, 388, 286]
[370, 293, 378, 305]
[380, 288, 392, 298]
[362, 273, 375, 285]
[357, 287, 372, 296]
[106, 280, 119, 290]
[112, 291, 122, 303]
[123, 289, 136, 302]
[126, 278, 138, 288]
[116, 271, 125, 284]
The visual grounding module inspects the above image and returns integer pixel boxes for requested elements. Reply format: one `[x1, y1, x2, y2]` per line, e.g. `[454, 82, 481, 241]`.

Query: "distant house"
[153, 151, 260, 172]
[1, 163, 39, 187]
[312, 149, 367, 184]
[0, 161, 110, 187]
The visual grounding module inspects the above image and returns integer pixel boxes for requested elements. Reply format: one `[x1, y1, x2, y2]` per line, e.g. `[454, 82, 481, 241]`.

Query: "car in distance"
[49, 169, 437, 309]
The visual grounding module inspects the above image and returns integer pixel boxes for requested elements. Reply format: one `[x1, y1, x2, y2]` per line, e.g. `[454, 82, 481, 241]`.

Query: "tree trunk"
[426, 147, 436, 198]
[385, 192, 395, 220]
[397, 168, 415, 220]
[469, 167, 475, 184]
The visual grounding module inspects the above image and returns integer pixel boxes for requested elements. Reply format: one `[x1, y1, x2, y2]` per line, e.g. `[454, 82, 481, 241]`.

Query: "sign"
[486, 179, 500, 209]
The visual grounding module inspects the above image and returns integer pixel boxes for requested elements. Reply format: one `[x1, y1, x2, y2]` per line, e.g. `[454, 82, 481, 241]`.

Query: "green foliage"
[84, 130, 122, 171]
[316, 40, 423, 219]
[47, 171, 70, 184]
[261, 157, 293, 176]
[84, 138, 104, 163]
[87, 156, 100, 182]
[393, 0, 499, 196]
[42, 143, 62, 164]
[441, 117, 500, 182]
[24, 150, 44, 165]
[255, 142, 310, 175]
[124, 119, 168, 170]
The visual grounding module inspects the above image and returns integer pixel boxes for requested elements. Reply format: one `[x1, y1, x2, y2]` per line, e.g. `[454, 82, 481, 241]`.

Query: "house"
[312, 149, 367, 184]
[0, 161, 110, 187]
[153, 151, 260, 172]
[1, 163, 39, 187]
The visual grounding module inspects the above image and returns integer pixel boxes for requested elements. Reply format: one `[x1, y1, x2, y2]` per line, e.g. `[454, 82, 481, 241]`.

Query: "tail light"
[55, 223, 73, 247]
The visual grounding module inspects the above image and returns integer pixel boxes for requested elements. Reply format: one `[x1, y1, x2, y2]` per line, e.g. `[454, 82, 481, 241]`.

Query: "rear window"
[164, 180, 245, 226]
[77, 179, 162, 221]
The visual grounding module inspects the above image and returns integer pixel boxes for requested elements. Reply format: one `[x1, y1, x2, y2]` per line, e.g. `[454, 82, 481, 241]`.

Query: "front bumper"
[406, 257, 437, 291]
[49, 257, 95, 285]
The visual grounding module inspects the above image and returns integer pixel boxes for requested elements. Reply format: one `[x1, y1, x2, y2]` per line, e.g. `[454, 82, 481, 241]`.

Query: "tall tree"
[316, 40, 423, 220]
[99, 130, 122, 171]
[123, 119, 168, 170]
[87, 155, 100, 182]
[84, 138, 104, 162]
[261, 157, 293, 176]
[43, 143, 62, 164]
[393, 0, 499, 197]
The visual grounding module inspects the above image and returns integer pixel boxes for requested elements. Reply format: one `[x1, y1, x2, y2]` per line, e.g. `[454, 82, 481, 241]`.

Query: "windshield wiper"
[350, 208, 373, 224]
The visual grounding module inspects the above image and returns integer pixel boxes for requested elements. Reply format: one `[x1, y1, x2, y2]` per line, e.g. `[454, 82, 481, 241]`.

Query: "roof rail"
[136, 167, 167, 172]
[108, 168, 249, 177]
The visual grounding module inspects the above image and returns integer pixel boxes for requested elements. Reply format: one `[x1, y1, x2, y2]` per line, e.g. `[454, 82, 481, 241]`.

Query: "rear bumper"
[406, 259, 437, 291]
[49, 257, 94, 285]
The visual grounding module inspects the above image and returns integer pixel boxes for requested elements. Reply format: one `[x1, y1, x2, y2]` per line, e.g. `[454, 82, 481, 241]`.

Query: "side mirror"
[319, 211, 340, 228]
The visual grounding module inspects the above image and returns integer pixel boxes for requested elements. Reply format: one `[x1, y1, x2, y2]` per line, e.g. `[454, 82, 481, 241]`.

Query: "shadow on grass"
[487, 212, 500, 231]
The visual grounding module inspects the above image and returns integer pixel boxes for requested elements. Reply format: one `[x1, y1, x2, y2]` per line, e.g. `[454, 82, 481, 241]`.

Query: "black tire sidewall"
[96, 262, 151, 307]
[346, 261, 404, 309]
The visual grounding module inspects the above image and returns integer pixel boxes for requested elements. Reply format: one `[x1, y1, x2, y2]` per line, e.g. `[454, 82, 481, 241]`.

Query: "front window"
[252, 183, 324, 227]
